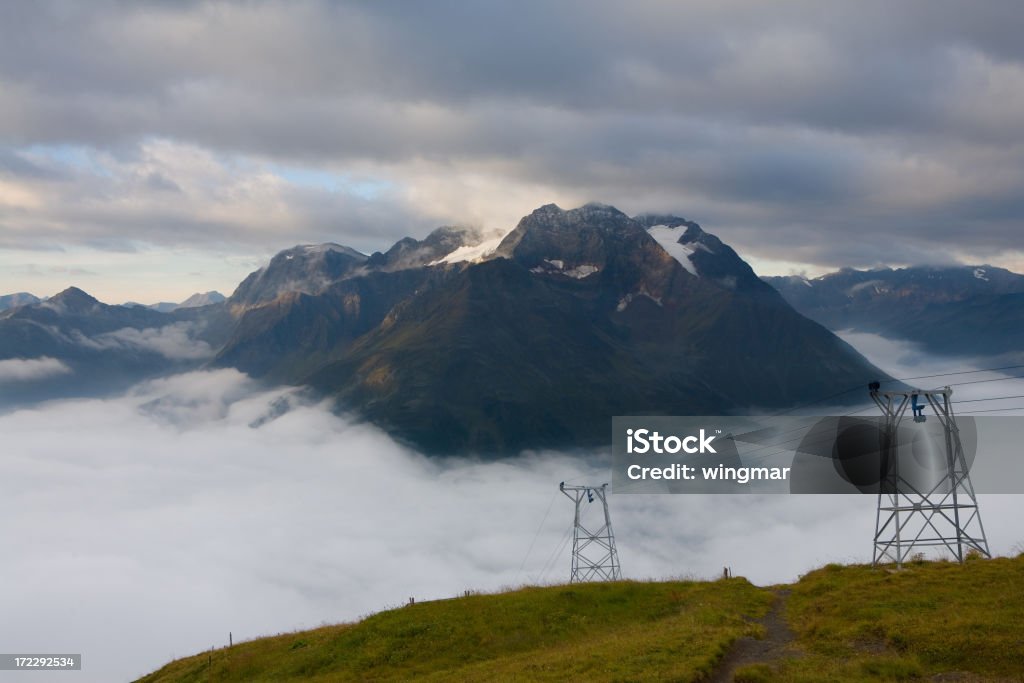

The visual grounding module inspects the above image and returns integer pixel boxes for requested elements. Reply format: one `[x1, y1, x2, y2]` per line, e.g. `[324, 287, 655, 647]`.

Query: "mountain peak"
[49, 286, 102, 311]
[637, 217, 773, 293]
[52, 286, 98, 305]
[495, 202, 645, 262]
[230, 243, 368, 306]
[420, 225, 486, 255]
[534, 203, 564, 214]
[427, 224, 482, 241]
[176, 291, 226, 309]
[367, 225, 488, 271]
[580, 201, 623, 213]
[294, 243, 368, 260]
[573, 202, 632, 222]
[0, 292, 41, 312]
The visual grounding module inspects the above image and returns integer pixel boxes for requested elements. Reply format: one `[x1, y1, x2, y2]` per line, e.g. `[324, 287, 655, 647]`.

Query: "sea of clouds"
[1, 334, 1022, 682]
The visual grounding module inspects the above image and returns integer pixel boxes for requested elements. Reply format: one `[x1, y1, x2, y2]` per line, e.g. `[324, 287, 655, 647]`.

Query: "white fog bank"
[2, 342, 1023, 681]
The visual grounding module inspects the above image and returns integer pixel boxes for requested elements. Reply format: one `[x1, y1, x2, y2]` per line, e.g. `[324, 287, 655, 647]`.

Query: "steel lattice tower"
[559, 483, 622, 582]
[869, 385, 990, 567]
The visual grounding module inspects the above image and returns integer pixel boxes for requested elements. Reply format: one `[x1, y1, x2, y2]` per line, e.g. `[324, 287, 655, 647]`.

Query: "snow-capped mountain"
[635, 214, 777, 294]
[1, 203, 890, 454]
[214, 203, 885, 453]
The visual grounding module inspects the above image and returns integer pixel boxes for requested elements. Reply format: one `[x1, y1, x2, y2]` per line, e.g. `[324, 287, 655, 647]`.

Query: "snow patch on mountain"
[564, 264, 599, 279]
[647, 225, 699, 277]
[432, 232, 508, 265]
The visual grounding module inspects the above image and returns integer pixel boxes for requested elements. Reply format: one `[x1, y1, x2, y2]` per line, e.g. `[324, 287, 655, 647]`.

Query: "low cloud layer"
[0, 356, 70, 382]
[2, 347, 1023, 682]
[2, 1, 1024, 302]
[92, 322, 216, 361]
[837, 330, 1024, 409]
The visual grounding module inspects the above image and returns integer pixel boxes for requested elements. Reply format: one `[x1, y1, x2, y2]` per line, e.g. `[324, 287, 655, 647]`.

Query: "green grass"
[774, 557, 1024, 683]
[136, 578, 771, 682]
[137, 556, 1024, 682]
[771, 555, 1024, 682]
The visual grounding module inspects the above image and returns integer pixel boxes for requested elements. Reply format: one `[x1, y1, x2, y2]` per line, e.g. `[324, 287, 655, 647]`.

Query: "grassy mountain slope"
[138, 556, 1024, 682]
[136, 579, 771, 683]
[764, 556, 1024, 682]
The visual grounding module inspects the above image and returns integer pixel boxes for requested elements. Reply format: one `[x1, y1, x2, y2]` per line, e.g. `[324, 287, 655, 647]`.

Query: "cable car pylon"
[868, 382, 990, 567]
[559, 482, 622, 582]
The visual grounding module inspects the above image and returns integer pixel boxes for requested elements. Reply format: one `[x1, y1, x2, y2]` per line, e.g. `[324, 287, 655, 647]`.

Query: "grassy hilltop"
[137, 556, 1024, 682]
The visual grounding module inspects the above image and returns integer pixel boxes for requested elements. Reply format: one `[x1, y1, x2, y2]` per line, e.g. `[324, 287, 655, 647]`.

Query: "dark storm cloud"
[1, 0, 1023, 267]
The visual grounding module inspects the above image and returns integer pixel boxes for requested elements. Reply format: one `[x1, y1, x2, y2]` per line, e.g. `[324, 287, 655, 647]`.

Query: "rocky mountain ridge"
[1, 203, 890, 454]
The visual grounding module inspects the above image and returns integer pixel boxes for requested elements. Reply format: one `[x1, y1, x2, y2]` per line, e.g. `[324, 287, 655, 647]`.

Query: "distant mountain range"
[0, 202, 913, 454]
[0, 288, 231, 405]
[0, 290, 226, 313]
[764, 266, 1024, 358]
[0, 287, 235, 405]
[124, 290, 227, 312]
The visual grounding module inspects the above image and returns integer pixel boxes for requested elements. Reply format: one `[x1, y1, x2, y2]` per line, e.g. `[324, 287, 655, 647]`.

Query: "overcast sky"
[2, 1, 1024, 301]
